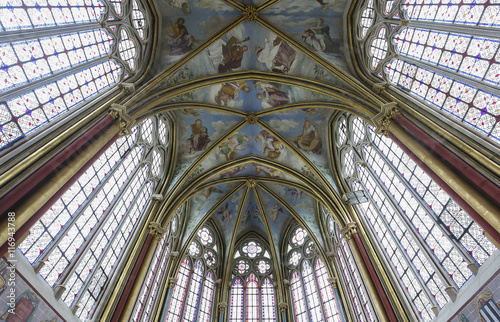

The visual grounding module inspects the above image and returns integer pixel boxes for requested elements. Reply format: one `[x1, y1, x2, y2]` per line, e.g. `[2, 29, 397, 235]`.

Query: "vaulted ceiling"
[129, 0, 382, 269]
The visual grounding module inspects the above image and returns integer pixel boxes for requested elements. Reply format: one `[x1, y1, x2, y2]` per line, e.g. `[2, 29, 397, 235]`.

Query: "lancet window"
[18, 114, 172, 320]
[284, 223, 344, 322]
[320, 208, 375, 322]
[132, 204, 185, 322]
[229, 236, 276, 322]
[165, 223, 221, 322]
[333, 112, 496, 320]
[355, 0, 500, 143]
[0, 0, 152, 149]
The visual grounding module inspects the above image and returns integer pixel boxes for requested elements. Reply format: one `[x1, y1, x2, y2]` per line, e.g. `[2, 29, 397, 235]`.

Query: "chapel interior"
[0, 0, 500, 321]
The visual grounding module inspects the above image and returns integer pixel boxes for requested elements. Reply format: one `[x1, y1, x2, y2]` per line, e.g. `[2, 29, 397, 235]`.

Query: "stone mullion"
[0, 22, 102, 43]
[137, 235, 173, 322]
[0, 56, 110, 103]
[355, 178, 440, 315]
[370, 142, 480, 273]
[71, 180, 149, 308]
[50, 160, 143, 289]
[361, 162, 459, 301]
[34, 143, 137, 266]
[109, 225, 159, 322]
[336, 238, 372, 322]
[397, 55, 500, 98]
[405, 20, 500, 39]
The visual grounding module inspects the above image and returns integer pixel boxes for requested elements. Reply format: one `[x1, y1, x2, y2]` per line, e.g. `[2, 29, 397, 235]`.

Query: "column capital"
[327, 277, 338, 289]
[340, 222, 358, 241]
[371, 102, 399, 136]
[218, 302, 228, 312]
[168, 278, 178, 289]
[372, 81, 390, 94]
[148, 222, 166, 241]
[278, 302, 288, 313]
[109, 103, 136, 136]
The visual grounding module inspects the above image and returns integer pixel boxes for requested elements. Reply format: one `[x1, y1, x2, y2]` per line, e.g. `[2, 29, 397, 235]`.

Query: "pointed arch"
[332, 112, 496, 320]
[164, 221, 222, 322]
[0, 0, 154, 150]
[283, 222, 345, 322]
[228, 233, 278, 322]
[17, 114, 172, 320]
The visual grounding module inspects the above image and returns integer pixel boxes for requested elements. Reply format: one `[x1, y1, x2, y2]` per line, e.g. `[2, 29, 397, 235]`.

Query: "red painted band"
[0, 133, 119, 257]
[389, 133, 500, 245]
[353, 233, 398, 322]
[0, 115, 114, 217]
[395, 114, 500, 209]
[112, 234, 154, 322]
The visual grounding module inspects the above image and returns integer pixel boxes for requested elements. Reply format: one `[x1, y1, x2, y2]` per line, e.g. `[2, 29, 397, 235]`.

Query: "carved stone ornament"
[400, 19, 410, 27]
[109, 103, 136, 136]
[151, 193, 163, 203]
[325, 251, 336, 260]
[371, 102, 399, 136]
[372, 82, 389, 94]
[243, 5, 258, 22]
[247, 177, 257, 188]
[278, 302, 288, 313]
[340, 222, 358, 241]
[168, 277, 178, 289]
[118, 82, 135, 94]
[246, 112, 258, 125]
[149, 222, 166, 241]
[327, 277, 338, 288]
[218, 302, 228, 312]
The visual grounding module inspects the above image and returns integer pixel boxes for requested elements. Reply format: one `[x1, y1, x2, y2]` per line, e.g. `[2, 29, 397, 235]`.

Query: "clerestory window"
[0, 0, 151, 149]
[18, 114, 172, 320]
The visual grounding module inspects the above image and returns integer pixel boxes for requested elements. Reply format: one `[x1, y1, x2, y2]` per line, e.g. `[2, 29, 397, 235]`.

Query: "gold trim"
[254, 187, 285, 302]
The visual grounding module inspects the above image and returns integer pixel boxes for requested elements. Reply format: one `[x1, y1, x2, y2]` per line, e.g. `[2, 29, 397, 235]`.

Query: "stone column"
[341, 222, 397, 322]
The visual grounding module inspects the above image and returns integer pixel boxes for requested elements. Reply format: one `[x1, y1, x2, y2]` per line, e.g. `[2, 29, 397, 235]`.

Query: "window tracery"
[333, 112, 496, 320]
[165, 223, 221, 322]
[132, 204, 184, 322]
[0, 0, 152, 149]
[284, 224, 343, 322]
[320, 209, 375, 322]
[18, 114, 172, 320]
[229, 236, 276, 322]
[355, 0, 500, 143]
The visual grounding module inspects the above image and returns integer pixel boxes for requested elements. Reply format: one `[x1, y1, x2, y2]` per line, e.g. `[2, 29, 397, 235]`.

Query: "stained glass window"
[0, 0, 151, 150]
[18, 115, 172, 320]
[284, 223, 342, 322]
[230, 278, 244, 322]
[229, 236, 277, 322]
[333, 113, 496, 320]
[165, 224, 220, 322]
[356, 0, 500, 143]
[132, 205, 184, 322]
[325, 215, 375, 322]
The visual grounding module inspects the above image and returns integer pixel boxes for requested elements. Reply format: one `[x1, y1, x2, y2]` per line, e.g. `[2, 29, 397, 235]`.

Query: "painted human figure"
[269, 204, 283, 221]
[255, 36, 296, 73]
[292, 118, 322, 154]
[166, 18, 195, 55]
[169, 0, 191, 14]
[215, 81, 250, 106]
[254, 130, 283, 159]
[185, 119, 210, 154]
[254, 81, 290, 109]
[253, 163, 285, 178]
[219, 132, 251, 161]
[301, 18, 335, 53]
[209, 36, 250, 73]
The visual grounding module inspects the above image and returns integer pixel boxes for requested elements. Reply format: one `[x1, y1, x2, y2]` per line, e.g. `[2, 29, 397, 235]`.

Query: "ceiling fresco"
[152, 0, 239, 73]
[147, 0, 355, 269]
